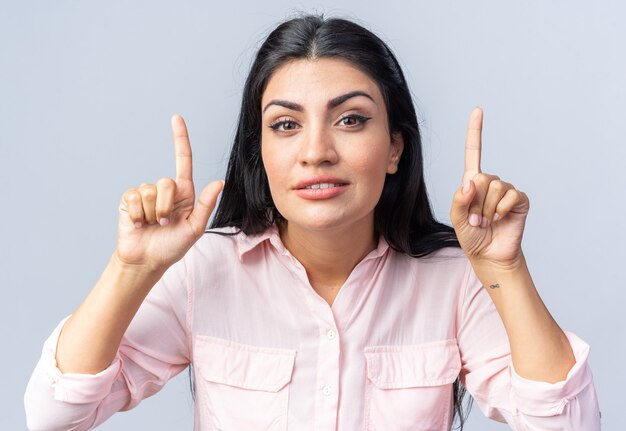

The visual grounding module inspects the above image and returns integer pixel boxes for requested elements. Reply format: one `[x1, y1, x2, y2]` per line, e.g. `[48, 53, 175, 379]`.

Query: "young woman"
[25, 15, 600, 430]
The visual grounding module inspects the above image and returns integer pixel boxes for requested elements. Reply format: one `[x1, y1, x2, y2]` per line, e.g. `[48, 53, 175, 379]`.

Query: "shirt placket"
[268, 234, 387, 431]
[313, 309, 341, 431]
[283, 255, 342, 431]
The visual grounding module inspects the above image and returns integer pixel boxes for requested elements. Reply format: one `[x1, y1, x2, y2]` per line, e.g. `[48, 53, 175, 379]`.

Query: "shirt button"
[322, 385, 332, 395]
[327, 329, 336, 340]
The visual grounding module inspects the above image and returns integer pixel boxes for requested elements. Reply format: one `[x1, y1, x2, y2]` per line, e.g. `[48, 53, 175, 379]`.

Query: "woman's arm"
[24, 255, 192, 431]
[450, 107, 574, 383]
[55, 114, 222, 374]
[450, 108, 600, 428]
[25, 115, 223, 430]
[470, 254, 574, 383]
[456, 261, 600, 430]
[55, 254, 166, 374]
[57, 114, 222, 374]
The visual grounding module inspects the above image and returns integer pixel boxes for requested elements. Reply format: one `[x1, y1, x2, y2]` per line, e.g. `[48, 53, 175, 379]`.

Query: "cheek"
[353, 143, 394, 180]
[261, 143, 289, 193]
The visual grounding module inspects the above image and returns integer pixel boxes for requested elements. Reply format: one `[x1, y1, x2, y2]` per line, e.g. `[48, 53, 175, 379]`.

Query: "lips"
[294, 176, 349, 190]
[293, 176, 349, 200]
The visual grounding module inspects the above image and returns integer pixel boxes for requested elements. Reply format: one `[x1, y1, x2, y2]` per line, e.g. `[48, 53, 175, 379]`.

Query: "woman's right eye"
[268, 119, 299, 132]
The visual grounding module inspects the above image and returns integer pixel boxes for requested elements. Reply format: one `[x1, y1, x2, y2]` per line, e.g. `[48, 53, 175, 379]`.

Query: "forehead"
[261, 58, 383, 107]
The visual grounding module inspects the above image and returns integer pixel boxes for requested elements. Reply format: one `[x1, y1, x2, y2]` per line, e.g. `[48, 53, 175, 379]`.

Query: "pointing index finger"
[463, 107, 483, 183]
[171, 114, 193, 182]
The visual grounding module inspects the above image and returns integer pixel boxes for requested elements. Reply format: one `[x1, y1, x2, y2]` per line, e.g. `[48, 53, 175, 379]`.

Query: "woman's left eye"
[337, 114, 371, 127]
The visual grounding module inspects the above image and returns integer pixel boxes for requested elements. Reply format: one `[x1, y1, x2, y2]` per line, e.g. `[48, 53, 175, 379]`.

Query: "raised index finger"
[171, 114, 193, 182]
[463, 107, 483, 182]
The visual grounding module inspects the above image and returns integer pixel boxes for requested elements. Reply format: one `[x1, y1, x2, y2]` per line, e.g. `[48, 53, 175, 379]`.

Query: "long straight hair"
[204, 14, 472, 429]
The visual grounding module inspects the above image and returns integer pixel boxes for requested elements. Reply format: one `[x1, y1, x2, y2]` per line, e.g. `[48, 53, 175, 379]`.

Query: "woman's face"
[261, 58, 403, 235]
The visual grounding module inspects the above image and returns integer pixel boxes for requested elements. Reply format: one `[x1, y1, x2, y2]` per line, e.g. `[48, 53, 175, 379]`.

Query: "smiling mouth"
[302, 183, 346, 190]
[294, 181, 349, 200]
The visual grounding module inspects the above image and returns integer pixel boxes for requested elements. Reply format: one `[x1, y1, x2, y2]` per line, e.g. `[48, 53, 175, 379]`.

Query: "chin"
[281, 208, 373, 234]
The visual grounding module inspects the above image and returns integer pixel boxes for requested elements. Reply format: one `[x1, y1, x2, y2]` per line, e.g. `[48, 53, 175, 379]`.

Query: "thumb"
[187, 180, 224, 236]
[450, 179, 476, 227]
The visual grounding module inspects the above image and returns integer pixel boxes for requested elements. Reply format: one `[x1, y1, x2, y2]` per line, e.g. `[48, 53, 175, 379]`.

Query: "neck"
[279, 217, 377, 291]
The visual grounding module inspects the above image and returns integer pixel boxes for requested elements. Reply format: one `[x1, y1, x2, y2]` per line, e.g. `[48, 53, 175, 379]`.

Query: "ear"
[386, 132, 404, 174]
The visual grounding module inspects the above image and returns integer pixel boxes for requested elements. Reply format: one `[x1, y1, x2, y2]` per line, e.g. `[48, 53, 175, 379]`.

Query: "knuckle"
[140, 186, 157, 201]
[474, 173, 487, 183]
[156, 177, 176, 189]
[124, 189, 141, 204]
[474, 173, 492, 189]
[490, 180, 505, 193]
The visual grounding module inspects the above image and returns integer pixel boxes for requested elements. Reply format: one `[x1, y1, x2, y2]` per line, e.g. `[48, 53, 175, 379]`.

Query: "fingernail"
[481, 216, 488, 228]
[469, 214, 481, 226]
[159, 217, 169, 226]
[462, 180, 471, 195]
[493, 213, 500, 222]
[134, 221, 142, 229]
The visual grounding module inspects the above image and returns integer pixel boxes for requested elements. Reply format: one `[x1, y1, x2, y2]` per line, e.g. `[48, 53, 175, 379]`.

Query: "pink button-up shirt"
[25, 225, 601, 430]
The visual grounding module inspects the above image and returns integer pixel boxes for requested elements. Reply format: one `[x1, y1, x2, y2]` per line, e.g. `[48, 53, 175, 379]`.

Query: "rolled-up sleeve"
[24, 258, 191, 431]
[457, 261, 601, 430]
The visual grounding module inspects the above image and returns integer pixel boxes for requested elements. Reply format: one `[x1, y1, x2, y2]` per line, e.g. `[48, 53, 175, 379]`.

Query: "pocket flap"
[364, 339, 461, 389]
[194, 335, 297, 392]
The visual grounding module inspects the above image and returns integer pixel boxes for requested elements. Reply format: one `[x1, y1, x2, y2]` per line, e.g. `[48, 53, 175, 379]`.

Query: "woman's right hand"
[115, 114, 224, 273]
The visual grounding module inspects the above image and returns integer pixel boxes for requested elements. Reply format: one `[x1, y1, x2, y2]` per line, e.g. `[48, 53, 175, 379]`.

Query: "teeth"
[304, 183, 343, 189]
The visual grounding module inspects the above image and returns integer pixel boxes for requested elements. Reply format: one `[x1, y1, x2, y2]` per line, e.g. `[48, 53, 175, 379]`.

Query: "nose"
[298, 123, 338, 166]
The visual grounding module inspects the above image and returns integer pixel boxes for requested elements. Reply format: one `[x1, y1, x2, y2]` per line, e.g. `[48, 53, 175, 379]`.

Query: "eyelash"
[268, 114, 372, 132]
[338, 114, 371, 127]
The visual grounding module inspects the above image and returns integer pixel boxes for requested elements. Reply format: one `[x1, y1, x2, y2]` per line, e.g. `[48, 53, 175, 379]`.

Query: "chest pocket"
[193, 335, 297, 431]
[364, 339, 461, 431]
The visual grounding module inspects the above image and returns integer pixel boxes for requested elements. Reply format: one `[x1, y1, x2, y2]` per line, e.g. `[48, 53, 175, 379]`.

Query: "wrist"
[469, 252, 531, 291]
[109, 252, 167, 289]
[470, 251, 526, 274]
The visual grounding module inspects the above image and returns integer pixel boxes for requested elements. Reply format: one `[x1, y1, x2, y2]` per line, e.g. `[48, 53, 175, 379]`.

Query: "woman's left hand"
[450, 107, 530, 270]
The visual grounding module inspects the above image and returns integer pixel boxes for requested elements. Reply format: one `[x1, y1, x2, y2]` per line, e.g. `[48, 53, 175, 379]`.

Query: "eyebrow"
[262, 90, 375, 114]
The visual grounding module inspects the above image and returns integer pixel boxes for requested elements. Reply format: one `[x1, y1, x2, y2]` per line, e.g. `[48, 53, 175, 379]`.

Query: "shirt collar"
[234, 224, 280, 259]
[235, 223, 390, 261]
